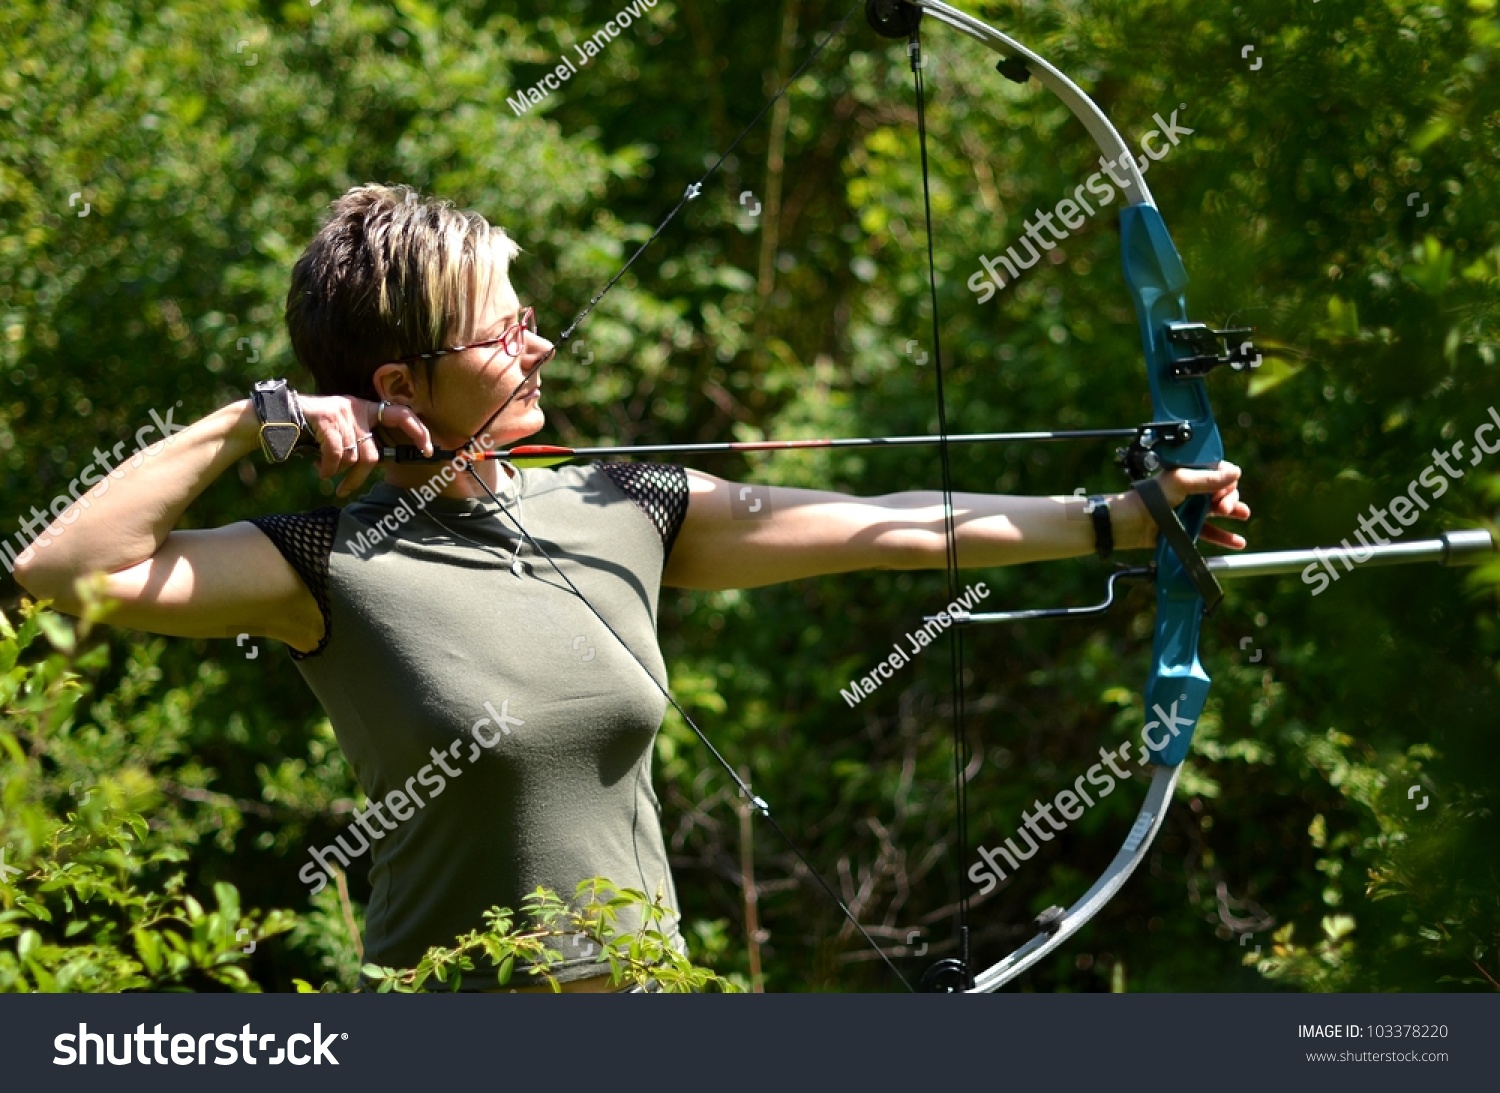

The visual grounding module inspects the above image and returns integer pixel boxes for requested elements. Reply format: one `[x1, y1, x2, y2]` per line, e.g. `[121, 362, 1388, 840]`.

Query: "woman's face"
[383, 267, 554, 452]
[443, 271, 553, 451]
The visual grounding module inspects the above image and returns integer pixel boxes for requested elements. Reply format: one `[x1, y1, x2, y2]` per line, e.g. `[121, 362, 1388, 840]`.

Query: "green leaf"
[35, 613, 76, 654]
[133, 929, 162, 976]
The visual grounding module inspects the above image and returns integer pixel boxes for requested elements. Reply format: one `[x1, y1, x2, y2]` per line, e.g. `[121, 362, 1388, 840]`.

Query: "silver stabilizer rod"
[944, 529, 1494, 626]
[1205, 527, 1496, 580]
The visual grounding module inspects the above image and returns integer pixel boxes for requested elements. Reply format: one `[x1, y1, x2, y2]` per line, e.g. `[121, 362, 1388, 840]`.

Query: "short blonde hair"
[285, 184, 521, 397]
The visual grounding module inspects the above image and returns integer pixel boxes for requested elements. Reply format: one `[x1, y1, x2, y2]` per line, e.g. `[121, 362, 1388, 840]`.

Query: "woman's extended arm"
[663, 465, 1249, 590]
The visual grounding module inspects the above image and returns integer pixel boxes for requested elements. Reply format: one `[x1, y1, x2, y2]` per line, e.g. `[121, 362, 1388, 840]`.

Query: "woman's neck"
[381, 456, 515, 500]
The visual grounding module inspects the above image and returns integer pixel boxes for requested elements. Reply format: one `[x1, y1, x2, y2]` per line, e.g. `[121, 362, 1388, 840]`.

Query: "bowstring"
[460, 0, 867, 459]
[552, 0, 867, 349]
[462, 464, 914, 992]
[909, 26, 974, 984]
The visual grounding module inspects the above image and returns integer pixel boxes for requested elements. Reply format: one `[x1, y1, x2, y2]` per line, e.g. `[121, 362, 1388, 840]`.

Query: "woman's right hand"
[297, 395, 434, 497]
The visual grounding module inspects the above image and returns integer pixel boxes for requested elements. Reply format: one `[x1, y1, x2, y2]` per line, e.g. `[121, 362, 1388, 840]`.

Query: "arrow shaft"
[561, 427, 1140, 458]
[381, 424, 1154, 464]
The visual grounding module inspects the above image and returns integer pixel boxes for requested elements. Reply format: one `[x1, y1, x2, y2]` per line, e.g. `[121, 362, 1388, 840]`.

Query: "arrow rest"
[1032, 905, 1066, 936]
[866, 0, 922, 39]
[1114, 420, 1195, 479]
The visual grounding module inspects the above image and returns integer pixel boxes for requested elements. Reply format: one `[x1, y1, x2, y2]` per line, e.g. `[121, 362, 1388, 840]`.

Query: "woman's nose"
[525, 332, 555, 371]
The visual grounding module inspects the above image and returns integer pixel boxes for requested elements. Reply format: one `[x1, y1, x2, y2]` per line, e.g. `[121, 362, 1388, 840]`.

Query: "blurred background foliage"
[1, 0, 1496, 992]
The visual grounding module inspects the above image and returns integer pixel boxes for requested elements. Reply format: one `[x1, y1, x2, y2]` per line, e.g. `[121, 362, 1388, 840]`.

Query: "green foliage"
[0, 598, 294, 991]
[361, 880, 738, 994]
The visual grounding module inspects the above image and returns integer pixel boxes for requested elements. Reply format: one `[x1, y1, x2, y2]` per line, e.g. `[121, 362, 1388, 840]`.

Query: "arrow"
[380, 423, 1180, 467]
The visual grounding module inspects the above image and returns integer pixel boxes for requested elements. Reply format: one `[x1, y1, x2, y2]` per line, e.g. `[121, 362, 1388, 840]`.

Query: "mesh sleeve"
[597, 463, 689, 560]
[247, 507, 340, 659]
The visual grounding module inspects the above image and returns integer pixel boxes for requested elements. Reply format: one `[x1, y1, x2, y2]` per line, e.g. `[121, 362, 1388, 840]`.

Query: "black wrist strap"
[251, 379, 317, 463]
[1131, 477, 1225, 613]
[1085, 495, 1114, 560]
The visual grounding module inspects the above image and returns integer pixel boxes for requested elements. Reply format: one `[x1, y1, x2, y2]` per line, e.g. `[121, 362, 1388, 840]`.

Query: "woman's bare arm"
[12, 395, 429, 651]
[12, 401, 324, 648]
[664, 465, 1249, 591]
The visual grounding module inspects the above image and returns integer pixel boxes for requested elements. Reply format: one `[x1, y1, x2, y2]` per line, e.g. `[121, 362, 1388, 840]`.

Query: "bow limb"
[970, 766, 1179, 992]
[904, 0, 1154, 208]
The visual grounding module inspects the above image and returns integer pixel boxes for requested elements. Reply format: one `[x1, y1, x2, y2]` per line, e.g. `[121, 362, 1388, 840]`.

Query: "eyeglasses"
[391, 306, 537, 365]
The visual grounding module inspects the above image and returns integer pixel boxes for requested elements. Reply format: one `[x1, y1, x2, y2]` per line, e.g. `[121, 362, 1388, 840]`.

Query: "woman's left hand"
[1116, 455, 1254, 548]
[1151, 461, 1251, 550]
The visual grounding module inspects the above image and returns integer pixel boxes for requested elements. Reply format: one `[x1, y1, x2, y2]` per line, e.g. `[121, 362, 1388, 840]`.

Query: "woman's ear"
[371, 362, 423, 407]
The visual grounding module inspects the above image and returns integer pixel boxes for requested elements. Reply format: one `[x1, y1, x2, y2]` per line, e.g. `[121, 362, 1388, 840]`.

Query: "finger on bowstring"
[339, 419, 383, 495]
[311, 422, 344, 479]
[337, 410, 369, 473]
[385, 402, 433, 457]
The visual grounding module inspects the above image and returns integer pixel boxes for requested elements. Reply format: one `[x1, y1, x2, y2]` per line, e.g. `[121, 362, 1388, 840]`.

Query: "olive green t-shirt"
[251, 462, 690, 984]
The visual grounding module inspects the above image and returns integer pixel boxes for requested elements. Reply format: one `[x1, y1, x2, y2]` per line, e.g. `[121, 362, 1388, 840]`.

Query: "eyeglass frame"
[388, 306, 538, 365]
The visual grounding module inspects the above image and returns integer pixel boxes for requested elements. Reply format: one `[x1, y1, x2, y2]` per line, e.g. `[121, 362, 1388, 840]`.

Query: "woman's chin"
[475, 411, 544, 450]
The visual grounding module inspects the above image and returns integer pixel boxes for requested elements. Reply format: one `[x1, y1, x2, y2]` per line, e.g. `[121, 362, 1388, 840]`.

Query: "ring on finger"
[356, 432, 373, 444]
[376, 400, 389, 427]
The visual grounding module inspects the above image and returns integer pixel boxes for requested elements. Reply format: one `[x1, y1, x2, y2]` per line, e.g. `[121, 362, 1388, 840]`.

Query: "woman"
[14, 184, 1250, 991]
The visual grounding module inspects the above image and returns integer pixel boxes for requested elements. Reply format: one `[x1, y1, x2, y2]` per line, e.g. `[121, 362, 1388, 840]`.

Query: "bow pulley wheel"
[866, 0, 921, 38]
[920, 958, 973, 993]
